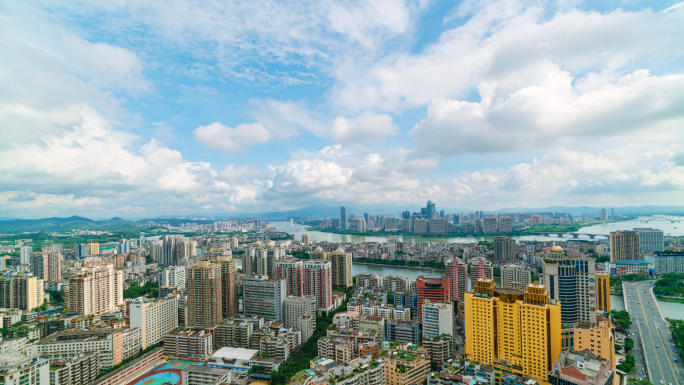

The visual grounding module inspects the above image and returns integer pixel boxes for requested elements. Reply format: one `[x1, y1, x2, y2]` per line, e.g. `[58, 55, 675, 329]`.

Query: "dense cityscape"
[0, 202, 682, 385]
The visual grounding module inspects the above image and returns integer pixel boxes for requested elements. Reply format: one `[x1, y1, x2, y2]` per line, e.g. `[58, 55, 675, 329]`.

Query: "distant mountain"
[492, 205, 684, 215]
[0, 216, 138, 233]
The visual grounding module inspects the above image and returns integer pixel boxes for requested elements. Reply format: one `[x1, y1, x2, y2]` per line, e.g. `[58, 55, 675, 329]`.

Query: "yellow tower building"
[596, 274, 611, 312]
[465, 278, 561, 384]
[574, 314, 618, 385]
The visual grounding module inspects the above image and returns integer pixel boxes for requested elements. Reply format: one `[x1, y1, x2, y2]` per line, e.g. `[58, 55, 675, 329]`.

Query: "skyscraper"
[634, 228, 664, 252]
[20, 246, 32, 264]
[599, 209, 607, 220]
[340, 206, 347, 230]
[609, 230, 641, 262]
[68, 264, 123, 315]
[161, 235, 183, 267]
[426, 201, 436, 219]
[483, 217, 497, 233]
[303, 260, 333, 311]
[445, 257, 468, 303]
[493, 236, 516, 262]
[416, 276, 449, 322]
[497, 216, 512, 232]
[543, 246, 597, 325]
[501, 264, 531, 291]
[215, 256, 239, 319]
[464, 279, 561, 383]
[186, 261, 222, 328]
[422, 299, 453, 339]
[29, 251, 61, 282]
[0, 274, 43, 311]
[330, 248, 353, 289]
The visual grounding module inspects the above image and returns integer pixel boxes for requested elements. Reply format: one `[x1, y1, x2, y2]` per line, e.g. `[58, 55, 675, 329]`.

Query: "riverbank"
[354, 261, 445, 272]
[656, 296, 684, 304]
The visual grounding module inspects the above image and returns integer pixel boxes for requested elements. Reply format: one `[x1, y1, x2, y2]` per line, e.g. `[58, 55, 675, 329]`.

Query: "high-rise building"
[572, 314, 617, 385]
[470, 257, 493, 280]
[413, 218, 429, 234]
[426, 201, 436, 219]
[383, 274, 411, 292]
[0, 353, 49, 385]
[464, 279, 561, 383]
[86, 243, 99, 256]
[303, 260, 332, 311]
[161, 235, 183, 267]
[0, 275, 43, 311]
[609, 230, 641, 262]
[595, 273, 611, 313]
[130, 295, 179, 349]
[68, 264, 123, 315]
[445, 257, 468, 303]
[301, 234, 310, 245]
[186, 261, 222, 328]
[483, 217, 497, 233]
[634, 228, 664, 252]
[159, 266, 186, 289]
[243, 275, 287, 322]
[149, 240, 163, 262]
[285, 296, 316, 342]
[501, 264, 531, 291]
[422, 299, 453, 339]
[493, 236, 516, 262]
[401, 211, 411, 219]
[330, 248, 353, 289]
[243, 247, 284, 279]
[416, 276, 449, 322]
[340, 206, 347, 230]
[497, 216, 512, 232]
[215, 256, 239, 319]
[277, 257, 304, 297]
[20, 246, 32, 264]
[429, 217, 447, 234]
[400, 218, 412, 232]
[310, 247, 329, 261]
[610, 208, 614, 218]
[599, 209, 607, 220]
[29, 251, 61, 282]
[543, 246, 597, 326]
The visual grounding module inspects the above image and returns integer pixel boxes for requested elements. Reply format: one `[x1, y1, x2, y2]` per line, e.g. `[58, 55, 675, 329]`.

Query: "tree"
[624, 337, 634, 352]
[627, 378, 653, 385]
[611, 310, 632, 330]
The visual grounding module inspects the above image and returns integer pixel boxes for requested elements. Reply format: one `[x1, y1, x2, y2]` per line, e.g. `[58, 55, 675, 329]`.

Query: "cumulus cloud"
[409, 67, 684, 155]
[330, 113, 399, 143]
[193, 122, 271, 151]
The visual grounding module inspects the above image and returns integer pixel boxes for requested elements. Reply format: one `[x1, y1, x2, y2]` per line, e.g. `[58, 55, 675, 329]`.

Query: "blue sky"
[1, 0, 684, 218]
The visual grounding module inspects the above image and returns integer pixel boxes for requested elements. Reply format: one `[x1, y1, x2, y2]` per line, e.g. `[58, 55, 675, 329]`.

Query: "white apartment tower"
[68, 264, 124, 315]
[130, 295, 179, 349]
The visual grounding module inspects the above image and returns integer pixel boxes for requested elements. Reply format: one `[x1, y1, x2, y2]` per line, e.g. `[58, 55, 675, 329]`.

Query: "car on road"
[656, 345, 659, 348]
[659, 380, 663, 384]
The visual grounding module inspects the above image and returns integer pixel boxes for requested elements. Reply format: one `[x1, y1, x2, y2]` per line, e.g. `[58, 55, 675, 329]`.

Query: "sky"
[1, 0, 684, 219]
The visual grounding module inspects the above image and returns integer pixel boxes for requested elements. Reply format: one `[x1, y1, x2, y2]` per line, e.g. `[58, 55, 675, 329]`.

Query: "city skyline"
[2, 1, 684, 218]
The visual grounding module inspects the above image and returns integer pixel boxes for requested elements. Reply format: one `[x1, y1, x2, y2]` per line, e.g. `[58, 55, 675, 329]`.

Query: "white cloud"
[330, 113, 399, 143]
[248, 99, 327, 139]
[328, 0, 412, 48]
[410, 67, 684, 155]
[193, 122, 271, 151]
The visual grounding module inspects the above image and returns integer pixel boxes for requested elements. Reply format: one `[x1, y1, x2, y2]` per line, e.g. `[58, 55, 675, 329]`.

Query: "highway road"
[624, 281, 682, 385]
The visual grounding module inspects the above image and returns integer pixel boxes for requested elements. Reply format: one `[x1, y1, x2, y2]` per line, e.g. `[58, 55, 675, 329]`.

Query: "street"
[624, 281, 682, 385]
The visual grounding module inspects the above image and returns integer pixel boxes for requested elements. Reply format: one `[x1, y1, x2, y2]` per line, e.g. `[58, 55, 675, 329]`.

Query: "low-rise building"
[0, 352, 49, 385]
[386, 320, 420, 345]
[291, 356, 385, 385]
[27, 329, 125, 368]
[206, 347, 283, 374]
[318, 336, 355, 364]
[259, 335, 290, 361]
[422, 334, 453, 366]
[216, 319, 253, 349]
[549, 348, 614, 385]
[181, 364, 231, 385]
[379, 342, 430, 385]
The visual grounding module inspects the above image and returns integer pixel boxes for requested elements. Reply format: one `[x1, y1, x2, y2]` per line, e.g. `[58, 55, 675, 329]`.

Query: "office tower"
[400, 218, 412, 232]
[501, 265, 531, 291]
[20, 246, 32, 264]
[331, 218, 341, 229]
[470, 257, 493, 280]
[426, 201, 436, 219]
[149, 240, 163, 262]
[483, 217, 497, 233]
[215, 256, 239, 319]
[301, 234, 310, 244]
[68, 264, 123, 315]
[413, 218, 429, 233]
[303, 260, 332, 311]
[595, 273, 611, 312]
[498, 216, 512, 232]
[599, 209, 607, 220]
[331, 248, 353, 289]
[364, 213, 369, 225]
[401, 211, 411, 219]
[0, 275, 42, 311]
[465, 279, 561, 383]
[610, 208, 614, 218]
[349, 217, 366, 231]
[243, 275, 287, 322]
[130, 295, 179, 349]
[340, 206, 347, 230]
[159, 266, 186, 289]
[634, 228, 664, 252]
[445, 257, 468, 303]
[493, 236, 516, 262]
[543, 246, 597, 325]
[609, 230, 641, 262]
[285, 296, 316, 342]
[416, 276, 449, 322]
[161, 235, 183, 267]
[277, 257, 304, 297]
[186, 261, 222, 328]
[422, 299, 453, 339]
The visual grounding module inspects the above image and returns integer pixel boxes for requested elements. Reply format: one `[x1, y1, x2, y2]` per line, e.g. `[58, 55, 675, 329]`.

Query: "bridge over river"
[527, 232, 609, 239]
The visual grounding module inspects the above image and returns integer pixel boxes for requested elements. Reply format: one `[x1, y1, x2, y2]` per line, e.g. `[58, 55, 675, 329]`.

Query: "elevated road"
[624, 281, 682, 385]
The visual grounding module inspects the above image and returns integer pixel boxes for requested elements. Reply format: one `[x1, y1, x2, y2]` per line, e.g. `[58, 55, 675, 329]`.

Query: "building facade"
[422, 300, 453, 339]
[68, 264, 123, 315]
[609, 231, 641, 262]
[130, 295, 179, 349]
[243, 275, 287, 322]
[634, 228, 664, 252]
[446, 257, 468, 303]
[331, 248, 353, 289]
[186, 261, 222, 328]
[303, 260, 333, 311]
[416, 276, 449, 322]
[501, 264, 531, 291]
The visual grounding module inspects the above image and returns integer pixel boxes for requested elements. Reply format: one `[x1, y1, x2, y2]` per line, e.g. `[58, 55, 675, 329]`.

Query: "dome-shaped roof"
[334, 247, 345, 253]
[550, 245, 564, 253]
[315, 247, 324, 252]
